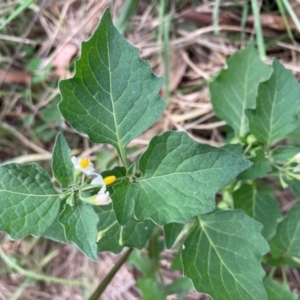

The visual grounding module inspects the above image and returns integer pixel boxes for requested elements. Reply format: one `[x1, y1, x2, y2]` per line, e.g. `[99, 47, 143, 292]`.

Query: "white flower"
[295, 153, 300, 164]
[71, 156, 95, 175]
[91, 174, 111, 205]
[292, 153, 300, 173]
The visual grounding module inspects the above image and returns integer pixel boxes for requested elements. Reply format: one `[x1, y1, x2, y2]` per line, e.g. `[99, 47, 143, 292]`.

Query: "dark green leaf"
[164, 223, 184, 249]
[52, 133, 74, 188]
[122, 219, 155, 249]
[272, 146, 300, 162]
[221, 143, 243, 155]
[96, 204, 123, 253]
[238, 149, 272, 180]
[269, 205, 300, 267]
[0, 163, 60, 239]
[182, 210, 269, 300]
[129, 131, 251, 225]
[247, 60, 300, 148]
[210, 43, 271, 137]
[263, 277, 299, 300]
[59, 9, 165, 160]
[112, 179, 139, 225]
[41, 218, 68, 244]
[233, 184, 281, 240]
[95, 205, 154, 252]
[58, 202, 99, 261]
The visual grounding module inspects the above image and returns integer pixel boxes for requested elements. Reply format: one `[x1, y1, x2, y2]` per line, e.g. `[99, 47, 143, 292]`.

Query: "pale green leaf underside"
[247, 59, 300, 148]
[182, 210, 269, 300]
[52, 133, 74, 188]
[263, 277, 299, 300]
[0, 163, 60, 239]
[269, 205, 300, 267]
[210, 43, 271, 137]
[58, 202, 99, 261]
[59, 9, 165, 157]
[233, 184, 281, 240]
[128, 131, 251, 225]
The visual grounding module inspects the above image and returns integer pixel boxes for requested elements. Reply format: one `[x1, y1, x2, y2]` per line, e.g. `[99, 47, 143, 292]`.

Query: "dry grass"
[1, 0, 300, 299]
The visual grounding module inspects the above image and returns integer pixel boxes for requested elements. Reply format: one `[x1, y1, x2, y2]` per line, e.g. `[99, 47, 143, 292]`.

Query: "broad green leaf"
[58, 202, 99, 261]
[122, 218, 155, 249]
[112, 179, 139, 225]
[272, 146, 300, 162]
[182, 210, 269, 300]
[96, 204, 123, 253]
[95, 205, 155, 253]
[52, 133, 74, 188]
[41, 202, 68, 244]
[247, 59, 300, 148]
[0, 163, 60, 239]
[233, 184, 281, 240]
[269, 205, 300, 267]
[263, 277, 299, 300]
[164, 223, 184, 249]
[124, 131, 251, 225]
[59, 9, 165, 162]
[221, 143, 243, 155]
[41, 218, 69, 244]
[238, 149, 272, 180]
[210, 43, 271, 137]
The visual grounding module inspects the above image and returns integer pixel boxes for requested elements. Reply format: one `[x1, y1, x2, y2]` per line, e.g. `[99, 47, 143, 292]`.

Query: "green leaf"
[112, 179, 139, 225]
[128, 249, 155, 278]
[164, 223, 184, 249]
[288, 179, 300, 199]
[269, 205, 300, 267]
[121, 219, 156, 249]
[263, 277, 299, 300]
[96, 204, 123, 253]
[59, 8, 165, 164]
[41, 218, 69, 244]
[247, 59, 300, 148]
[125, 131, 251, 225]
[272, 146, 300, 162]
[52, 133, 74, 188]
[238, 149, 272, 180]
[95, 205, 155, 253]
[165, 277, 193, 300]
[0, 163, 60, 239]
[137, 278, 165, 300]
[221, 143, 243, 155]
[210, 43, 271, 137]
[181, 210, 269, 300]
[58, 202, 99, 261]
[233, 184, 281, 240]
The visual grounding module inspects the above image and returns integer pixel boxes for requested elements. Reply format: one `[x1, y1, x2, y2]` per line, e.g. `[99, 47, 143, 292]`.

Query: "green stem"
[268, 266, 276, 278]
[88, 248, 133, 300]
[0, 246, 90, 288]
[119, 147, 130, 169]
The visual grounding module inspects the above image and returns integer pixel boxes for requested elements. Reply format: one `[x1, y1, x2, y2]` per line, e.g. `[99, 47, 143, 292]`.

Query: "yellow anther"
[79, 158, 90, 169]
[104, 175, 116, 185]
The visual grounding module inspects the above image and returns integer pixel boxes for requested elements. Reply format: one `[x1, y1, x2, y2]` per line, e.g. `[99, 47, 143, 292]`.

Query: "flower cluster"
[72, 156, 116, 205]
